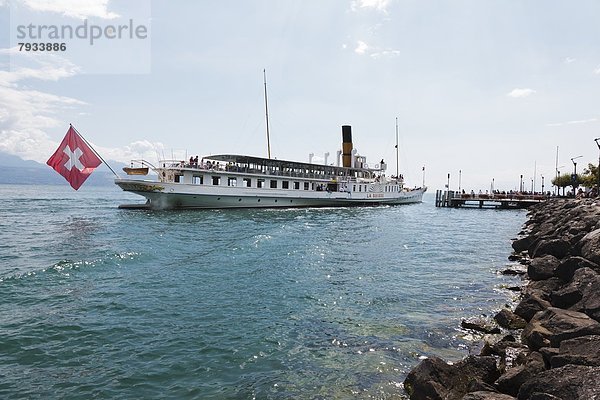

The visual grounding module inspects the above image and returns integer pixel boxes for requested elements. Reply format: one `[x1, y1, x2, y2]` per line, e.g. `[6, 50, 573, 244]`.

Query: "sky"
[1, 0, 600, 192]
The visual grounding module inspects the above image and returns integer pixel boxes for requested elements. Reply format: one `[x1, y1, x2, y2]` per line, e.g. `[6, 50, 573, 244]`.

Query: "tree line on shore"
[551, 163, 598, 194]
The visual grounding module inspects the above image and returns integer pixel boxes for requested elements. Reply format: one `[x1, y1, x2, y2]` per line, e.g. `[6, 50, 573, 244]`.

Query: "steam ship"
[115, 125, 426, 209]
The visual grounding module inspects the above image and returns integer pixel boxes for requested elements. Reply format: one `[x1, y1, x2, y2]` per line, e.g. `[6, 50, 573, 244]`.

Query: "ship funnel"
[342, 125, 353, 168]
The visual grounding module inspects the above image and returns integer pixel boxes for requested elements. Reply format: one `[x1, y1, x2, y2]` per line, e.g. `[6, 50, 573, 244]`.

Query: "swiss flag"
[47, 125, 102, 190]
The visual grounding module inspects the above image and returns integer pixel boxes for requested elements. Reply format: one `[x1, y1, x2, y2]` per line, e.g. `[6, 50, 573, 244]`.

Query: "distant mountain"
[0, 151, 128, 186]
[0, 152, 44, 168]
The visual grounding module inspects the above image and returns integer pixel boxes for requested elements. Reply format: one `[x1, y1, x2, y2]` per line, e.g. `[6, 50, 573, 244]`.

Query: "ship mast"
[263, 69, 271, 159]
[395, 117, 399, 179]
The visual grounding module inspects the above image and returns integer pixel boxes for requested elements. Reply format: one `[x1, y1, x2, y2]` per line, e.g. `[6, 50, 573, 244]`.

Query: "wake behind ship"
[115, 125, 426, 209]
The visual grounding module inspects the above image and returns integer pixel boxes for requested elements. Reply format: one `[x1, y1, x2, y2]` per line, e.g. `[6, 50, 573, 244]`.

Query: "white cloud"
[594, 65, 600, 74]
[564, 57, 576, 64]
[352, 40, 399, 58]
[507, 88, 536, 98]
[95, 140, 166, 164]
[0, 47, 160, 164]
[351, 0, 391, 12]
[20, 0, 119, 19]
[354, 40, 369, 55]
[546, 118, 597, 127]
[0, 48, 80, 86]
[0, 50, 85, 161]
[370, 49, 400, 58]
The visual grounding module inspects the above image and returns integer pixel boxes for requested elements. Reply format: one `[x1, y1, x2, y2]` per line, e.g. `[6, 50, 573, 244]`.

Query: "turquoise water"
[0, 185, 525, 399]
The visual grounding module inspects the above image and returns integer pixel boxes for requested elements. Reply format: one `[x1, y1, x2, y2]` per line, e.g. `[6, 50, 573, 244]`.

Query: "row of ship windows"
[179, 175, 400, 192]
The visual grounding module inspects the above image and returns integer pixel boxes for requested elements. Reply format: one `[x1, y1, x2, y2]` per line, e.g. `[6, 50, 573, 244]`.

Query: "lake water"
[0, 185, 525, 399]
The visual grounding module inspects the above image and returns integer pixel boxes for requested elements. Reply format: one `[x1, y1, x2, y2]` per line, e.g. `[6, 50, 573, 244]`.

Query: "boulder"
[526, 394, 562, 400]
[554, 256, 599, 282]
[550, 267, 600, 321]
[404, 356, 500, 400]
[512, 237, 533, 253]
[494, 309, 527, 330]
[549, 283, 583, 309]
[514, 294, 551, 322]
[579, 228, 600, 264]
[521, 307, 600, 350]
[462, 319, 501, 334]
[524, 278, 563, 300]
[466, 380, 500, 393]
[527, 256, 560, 281]
[517, 364, 600, 400]
[530, 239, 570, 260]
[508, 253, 526, 262]
[462, 392, 516, 400]
[502, 268, 527, 276]
[568, 231, 587, 247]
[537, 347, 559, 368]
[495, 352, 546, 397]
[479, 336, 527, 372]
[550, 335, 600, 368]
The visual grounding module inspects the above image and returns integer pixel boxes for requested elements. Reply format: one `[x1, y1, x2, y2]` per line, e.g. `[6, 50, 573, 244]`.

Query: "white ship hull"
[115, 179, 426, 210]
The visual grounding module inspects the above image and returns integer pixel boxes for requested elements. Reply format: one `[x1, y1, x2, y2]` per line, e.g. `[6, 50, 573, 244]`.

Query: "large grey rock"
[550, 282, 584, 309]
[554, 256, 599, 282]
[527, 255, 560, 281]
[526, 394, 562, 400]
[494, 309, 527, 330]
[514, 294, 551, 322]
[550, 267, 600, 322]
[479, 336, 527, 372]
[579, 228, 600, 265]
[495, 352, 546, 397]
[404, 356, 501, 400]
[462, 318, 501, 334]
[462, 392, 516, 400]
[525, 278, 563, 300]
[512, 236, 533, 253]
[537, 347, 559, 368]
[530, 239, 570, 260]
[517, 364, 600, 400]
[521, 307, 600, 350]
[550, 335, 600, 368]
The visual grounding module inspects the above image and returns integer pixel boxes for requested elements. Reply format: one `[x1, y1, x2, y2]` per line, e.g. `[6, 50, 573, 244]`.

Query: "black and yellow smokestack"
[342, 125, 353, 168]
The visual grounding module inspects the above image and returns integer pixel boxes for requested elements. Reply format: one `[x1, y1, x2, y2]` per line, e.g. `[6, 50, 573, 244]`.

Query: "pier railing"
[435, 190, 548, 209]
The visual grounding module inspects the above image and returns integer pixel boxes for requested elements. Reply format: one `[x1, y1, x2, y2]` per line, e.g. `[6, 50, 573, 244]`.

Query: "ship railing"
[156, 160, 351, 180]
[452, 192, 549, 201]
[128, 159, 156, 169]
[157, 160, 373, 182]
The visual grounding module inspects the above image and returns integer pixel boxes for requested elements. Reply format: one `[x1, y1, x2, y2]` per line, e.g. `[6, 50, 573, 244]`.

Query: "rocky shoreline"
[403, 198, 600, 400]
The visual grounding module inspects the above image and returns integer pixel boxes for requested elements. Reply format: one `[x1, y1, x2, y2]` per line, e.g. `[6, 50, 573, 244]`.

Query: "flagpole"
[70, 124, 120, 178]
[395, 117, 399, 179]
[263, 69, 271, 159]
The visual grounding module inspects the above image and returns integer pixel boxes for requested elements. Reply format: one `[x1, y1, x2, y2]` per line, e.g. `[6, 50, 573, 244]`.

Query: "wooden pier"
[435, 190, 547, 209]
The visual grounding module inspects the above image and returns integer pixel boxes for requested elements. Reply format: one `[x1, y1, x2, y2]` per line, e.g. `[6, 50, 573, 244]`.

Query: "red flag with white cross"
[47, 125, 102, 190]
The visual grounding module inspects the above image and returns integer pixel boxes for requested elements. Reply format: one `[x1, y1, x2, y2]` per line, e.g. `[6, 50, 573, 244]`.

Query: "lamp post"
[541, 175, 545, 195]
[556, 166, 565, 196]
[595, 138, 600, 195]
[520, 174, 523, 192]
[571, 156, 583, 197]
[571, 156, 582, 175]
[531, 178, 534, 193]
[458, 169, 462, 193]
